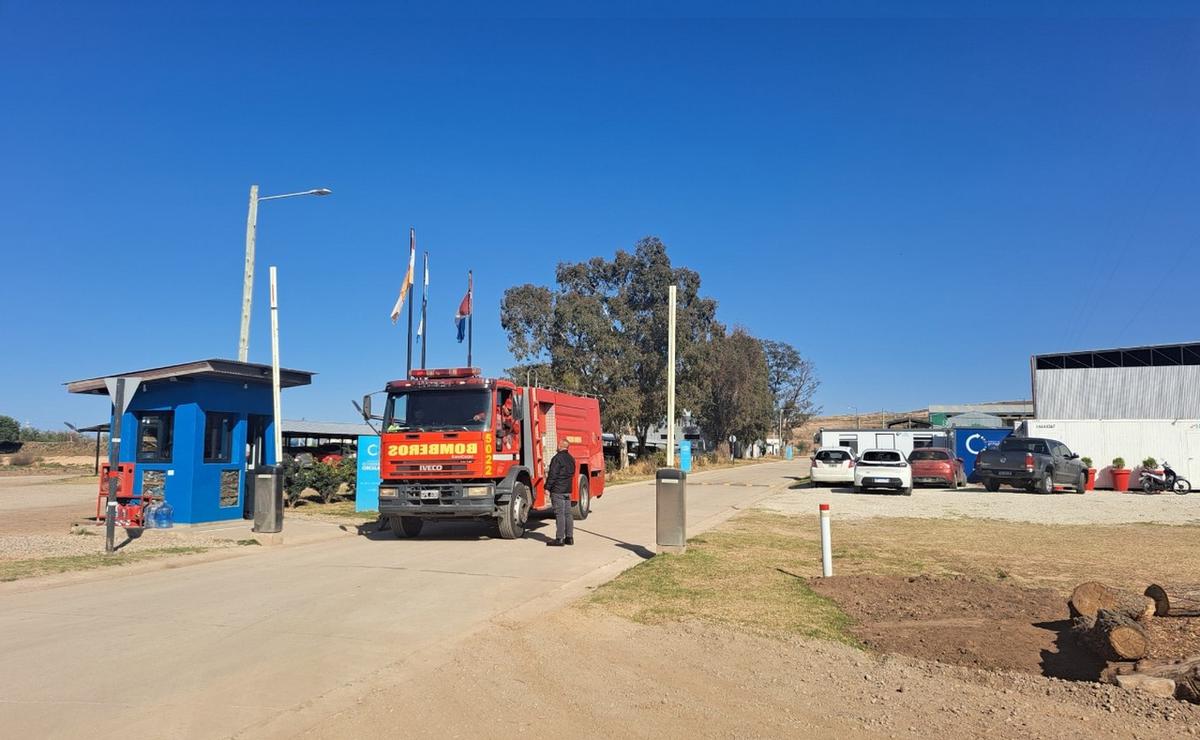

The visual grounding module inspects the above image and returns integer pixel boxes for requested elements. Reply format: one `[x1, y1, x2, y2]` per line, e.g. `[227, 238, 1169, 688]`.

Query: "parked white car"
[810, 447, 855, 485]
[854, 448, 913, 495]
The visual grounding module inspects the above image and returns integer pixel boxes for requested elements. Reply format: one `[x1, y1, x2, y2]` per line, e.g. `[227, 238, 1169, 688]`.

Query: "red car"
[908, 448, 965, 488]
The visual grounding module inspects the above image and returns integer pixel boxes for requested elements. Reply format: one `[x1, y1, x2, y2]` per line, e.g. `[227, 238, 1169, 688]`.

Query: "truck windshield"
[384, 389, 490, 432]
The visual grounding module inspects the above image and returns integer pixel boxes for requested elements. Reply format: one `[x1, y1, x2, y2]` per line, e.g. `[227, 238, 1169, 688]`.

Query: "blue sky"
[2, 3, 1198, 429]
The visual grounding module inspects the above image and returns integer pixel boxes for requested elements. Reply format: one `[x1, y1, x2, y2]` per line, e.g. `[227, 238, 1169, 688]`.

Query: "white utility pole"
[269, 266, 283, 463]
[238, 185, 260, 362]
[666, 284, 677, 468]
[238, 185, 331, 362]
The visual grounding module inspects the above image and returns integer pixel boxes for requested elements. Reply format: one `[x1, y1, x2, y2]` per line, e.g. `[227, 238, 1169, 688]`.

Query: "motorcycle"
[1139, 461, 1191, 494]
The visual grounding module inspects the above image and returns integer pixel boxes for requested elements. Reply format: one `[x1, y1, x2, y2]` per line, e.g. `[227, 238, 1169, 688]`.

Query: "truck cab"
[366, 368, 604, 539]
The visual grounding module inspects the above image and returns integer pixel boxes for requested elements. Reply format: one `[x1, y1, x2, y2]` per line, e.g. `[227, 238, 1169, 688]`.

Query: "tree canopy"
[698, 329, 775, 447]
[761, 339, 821, 439]
[501, 237, 720, 450]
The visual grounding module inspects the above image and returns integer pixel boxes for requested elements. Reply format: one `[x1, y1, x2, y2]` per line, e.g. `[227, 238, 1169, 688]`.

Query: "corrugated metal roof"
[66, 359, 315, 395]
[281, 419, 375, 437]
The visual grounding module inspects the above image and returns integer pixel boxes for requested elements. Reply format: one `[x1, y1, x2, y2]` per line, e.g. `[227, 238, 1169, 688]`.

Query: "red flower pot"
[1112, 468, 1130, 492]
[1085, 468, 1096, 491]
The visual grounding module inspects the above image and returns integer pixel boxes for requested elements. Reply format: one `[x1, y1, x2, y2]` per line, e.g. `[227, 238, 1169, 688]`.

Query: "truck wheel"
[1038, 471, 1054, 494]
[572, 475, 590, 520]
[984, 478, 1001, 492]
[389, 515, 423, 538]
[1073, 471, 1087, 494]
[498, 482, 530, 540]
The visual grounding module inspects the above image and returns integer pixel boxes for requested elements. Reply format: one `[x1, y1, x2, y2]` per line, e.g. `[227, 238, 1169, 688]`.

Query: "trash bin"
[253, 465, 284, 534]
[656, 468, 686, 554]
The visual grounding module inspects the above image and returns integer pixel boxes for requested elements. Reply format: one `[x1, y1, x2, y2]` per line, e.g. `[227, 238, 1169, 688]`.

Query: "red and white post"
[819, 503, 833, 577]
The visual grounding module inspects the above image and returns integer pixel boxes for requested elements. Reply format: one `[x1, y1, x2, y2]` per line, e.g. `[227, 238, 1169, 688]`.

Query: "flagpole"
[467, 270, 473, 367]
[420, 251, 428, 370]
[406, 228, 414, 377]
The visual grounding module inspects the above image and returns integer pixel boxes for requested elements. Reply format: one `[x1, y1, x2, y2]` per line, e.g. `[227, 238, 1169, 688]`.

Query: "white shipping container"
[816, 429, 950, 459]
[1022, 419, 1200, 489]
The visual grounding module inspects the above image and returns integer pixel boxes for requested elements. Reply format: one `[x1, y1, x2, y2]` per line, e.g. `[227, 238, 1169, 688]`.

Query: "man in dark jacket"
[545, 437, 575, 546]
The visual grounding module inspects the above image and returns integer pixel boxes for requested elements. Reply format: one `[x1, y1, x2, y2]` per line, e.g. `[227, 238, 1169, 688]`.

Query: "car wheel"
[497, 482, 530, 540]
[1038, 471, 1054, 495]
[984, 478, 1001, 492]
[902, 486, 912, 496]
[1073, 471, 1086, 494]
[571, 474, 590, 520]
[854, 484, 863, 493]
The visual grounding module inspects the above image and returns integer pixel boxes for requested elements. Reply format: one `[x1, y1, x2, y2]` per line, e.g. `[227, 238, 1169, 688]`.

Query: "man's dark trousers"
[552, 490, 573, 541]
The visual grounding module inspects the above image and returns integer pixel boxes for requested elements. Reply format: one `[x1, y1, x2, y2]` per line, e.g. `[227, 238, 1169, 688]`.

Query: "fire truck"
[362, 367, 605, 539]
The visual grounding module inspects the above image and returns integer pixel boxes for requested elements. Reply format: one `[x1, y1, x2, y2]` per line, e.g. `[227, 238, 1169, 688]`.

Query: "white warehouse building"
[1028, 342, 1200, 489]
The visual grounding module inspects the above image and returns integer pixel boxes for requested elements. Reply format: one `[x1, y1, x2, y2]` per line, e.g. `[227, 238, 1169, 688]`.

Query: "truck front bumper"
[379, 482, 498, 519]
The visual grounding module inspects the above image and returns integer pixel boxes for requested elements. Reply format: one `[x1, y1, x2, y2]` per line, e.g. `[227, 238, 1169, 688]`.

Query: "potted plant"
[1081, 456, 1096, 491]
[1111, 457, 1130, 492]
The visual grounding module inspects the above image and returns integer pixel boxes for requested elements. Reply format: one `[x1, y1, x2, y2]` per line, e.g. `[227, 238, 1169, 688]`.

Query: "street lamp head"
[311, 188, 332, 196]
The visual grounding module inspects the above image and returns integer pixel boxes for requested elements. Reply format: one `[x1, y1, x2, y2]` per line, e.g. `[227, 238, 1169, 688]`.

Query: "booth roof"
[65, 358, 315, 395]
[282, 419, 375, 437]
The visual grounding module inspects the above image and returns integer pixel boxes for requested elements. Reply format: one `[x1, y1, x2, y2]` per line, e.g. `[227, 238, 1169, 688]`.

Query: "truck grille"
[387, 460, 473, 477]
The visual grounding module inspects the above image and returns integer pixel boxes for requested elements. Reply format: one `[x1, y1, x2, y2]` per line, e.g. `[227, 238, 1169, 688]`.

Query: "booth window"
[137, 412, 174, 462]
[204, 412, 236, 463]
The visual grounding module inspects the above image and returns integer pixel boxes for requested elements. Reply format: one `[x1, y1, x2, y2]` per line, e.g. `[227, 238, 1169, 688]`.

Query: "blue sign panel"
[955, 428, 1013, 481]
[785, 445, 794, 460]
[678, 439, 692, 473]
[355, 435, 381, 512]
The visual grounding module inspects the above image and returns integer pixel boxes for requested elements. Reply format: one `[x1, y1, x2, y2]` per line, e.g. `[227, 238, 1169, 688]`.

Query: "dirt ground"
[302, 609, 1198, 740]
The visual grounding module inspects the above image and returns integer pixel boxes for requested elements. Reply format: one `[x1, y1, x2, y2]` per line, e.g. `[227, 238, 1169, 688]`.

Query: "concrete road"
[0, 460, 802, 739]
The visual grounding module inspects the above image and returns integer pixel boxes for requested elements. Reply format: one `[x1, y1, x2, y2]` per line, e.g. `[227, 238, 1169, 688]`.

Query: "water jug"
[143, 502, 161, 529]
[156, 500, 174, 529]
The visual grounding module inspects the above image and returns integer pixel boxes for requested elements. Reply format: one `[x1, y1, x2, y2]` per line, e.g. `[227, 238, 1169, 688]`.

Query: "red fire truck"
[362, 367, 605, 539]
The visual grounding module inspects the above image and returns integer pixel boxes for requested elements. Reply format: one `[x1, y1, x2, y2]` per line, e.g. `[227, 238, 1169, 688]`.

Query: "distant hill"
[791, 408, 928, 448]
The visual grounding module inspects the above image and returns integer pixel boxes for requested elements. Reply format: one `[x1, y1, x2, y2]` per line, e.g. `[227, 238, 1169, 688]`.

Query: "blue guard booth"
[67, 359, 314, 525]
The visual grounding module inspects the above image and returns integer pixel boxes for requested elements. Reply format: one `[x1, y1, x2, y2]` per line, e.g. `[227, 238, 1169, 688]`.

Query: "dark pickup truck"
[974, 437, 1087, 494]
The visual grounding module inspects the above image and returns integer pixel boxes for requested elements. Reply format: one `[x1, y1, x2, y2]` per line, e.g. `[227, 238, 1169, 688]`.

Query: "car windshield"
[861, 450, 902, 463]
[815, 450, 850, 462]
[909, 449, 949, 461]
[384, 389, 490, 432]
[999, 439, 1049, 455]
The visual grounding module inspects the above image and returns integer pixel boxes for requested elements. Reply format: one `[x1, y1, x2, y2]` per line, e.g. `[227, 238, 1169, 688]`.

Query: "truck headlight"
[465, 486, 491, 498]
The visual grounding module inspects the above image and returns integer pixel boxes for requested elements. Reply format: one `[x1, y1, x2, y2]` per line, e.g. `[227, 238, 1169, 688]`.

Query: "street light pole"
[237, 185, 331, 362]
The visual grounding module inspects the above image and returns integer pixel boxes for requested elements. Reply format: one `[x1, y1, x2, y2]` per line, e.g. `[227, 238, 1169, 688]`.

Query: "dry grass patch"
[0, 546, 207, 582]
[586, 517, 856, 644]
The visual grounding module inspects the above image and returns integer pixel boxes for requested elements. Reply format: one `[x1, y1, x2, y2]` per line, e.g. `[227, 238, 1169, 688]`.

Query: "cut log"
[1072, 609, 1150, 661]
[1144, 584, 1200, 617]
[1068, 581, 1156, 621]
[1109, 655, 1200, 704]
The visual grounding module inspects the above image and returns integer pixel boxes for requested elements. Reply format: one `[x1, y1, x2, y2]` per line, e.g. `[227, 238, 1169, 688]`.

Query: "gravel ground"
[302, 609, 1199, 739]
[0, 528, 245, 560]
[760, 485, 1200, 525]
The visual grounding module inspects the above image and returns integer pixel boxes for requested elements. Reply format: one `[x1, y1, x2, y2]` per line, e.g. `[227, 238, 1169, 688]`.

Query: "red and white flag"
[390, 228, 416, 323]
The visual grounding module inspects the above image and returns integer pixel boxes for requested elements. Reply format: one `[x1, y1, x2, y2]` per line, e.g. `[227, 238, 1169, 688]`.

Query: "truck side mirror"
[361, 394, 372, 420]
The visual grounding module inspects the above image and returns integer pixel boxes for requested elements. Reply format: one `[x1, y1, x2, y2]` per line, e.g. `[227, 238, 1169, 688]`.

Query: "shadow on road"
[574, 526, 655, 559]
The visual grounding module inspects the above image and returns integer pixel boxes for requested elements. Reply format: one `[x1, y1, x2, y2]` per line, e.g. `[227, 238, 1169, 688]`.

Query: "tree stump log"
[1068, 581, 1155, 621]
[1110, 655, 1200, 704]
[1072, 609, 1150, 661]
[1144, 584, 1200, 617]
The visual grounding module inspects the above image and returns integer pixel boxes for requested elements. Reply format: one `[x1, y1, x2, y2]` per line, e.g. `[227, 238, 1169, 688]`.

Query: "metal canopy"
[1035, 342, 1200, 370]
[65, 358, 315, 395]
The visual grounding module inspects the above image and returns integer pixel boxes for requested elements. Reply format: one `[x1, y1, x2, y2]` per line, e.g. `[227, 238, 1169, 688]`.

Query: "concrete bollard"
[819, 503, 832, 577]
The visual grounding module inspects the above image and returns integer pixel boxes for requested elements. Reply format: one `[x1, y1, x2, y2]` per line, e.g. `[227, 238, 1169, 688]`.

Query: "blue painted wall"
[954, 428, 1013, 481]
[109, 378, 278, 524]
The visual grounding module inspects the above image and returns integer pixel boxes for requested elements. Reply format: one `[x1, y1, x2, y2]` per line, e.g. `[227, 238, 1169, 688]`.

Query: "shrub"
[1081, 457, 1093, 468]
[9, 451, 38, 466]
[1142, 457, 1158, 470]
[0, 415, 19, 444]
[1112, 457, 1126, 470]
